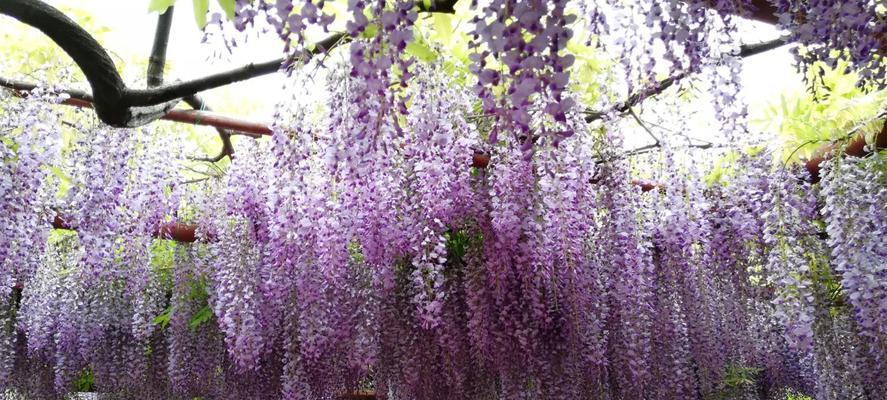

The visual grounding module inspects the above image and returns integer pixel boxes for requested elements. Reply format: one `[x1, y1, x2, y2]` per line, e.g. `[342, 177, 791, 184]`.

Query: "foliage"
[72, 368, 95, 393]
[148, 0, 236, 26]
[754, 60, 887, 162]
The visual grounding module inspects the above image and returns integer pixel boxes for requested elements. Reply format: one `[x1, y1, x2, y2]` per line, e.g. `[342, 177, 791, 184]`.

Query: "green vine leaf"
[217, 0, 236, 19]
[405, 41, 437, 63]
[72, 368, 95, 392]
[152, 306, 173, 330]
[48, 165, 72, 198]
[193, 0, 210, 28]
[148, 0, 178, 14]
[189, 304, 213, 330]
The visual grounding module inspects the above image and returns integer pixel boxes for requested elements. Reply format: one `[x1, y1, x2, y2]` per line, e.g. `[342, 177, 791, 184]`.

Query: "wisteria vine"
[2, 67, 885, 399]
[0, 0, 886, 399]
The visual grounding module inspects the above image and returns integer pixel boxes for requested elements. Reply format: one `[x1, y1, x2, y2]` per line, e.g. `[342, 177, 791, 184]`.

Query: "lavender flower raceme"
[3, 3, 887, 397]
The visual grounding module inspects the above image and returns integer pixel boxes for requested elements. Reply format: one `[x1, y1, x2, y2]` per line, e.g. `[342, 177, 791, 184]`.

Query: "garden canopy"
[0, 1, 885, 399]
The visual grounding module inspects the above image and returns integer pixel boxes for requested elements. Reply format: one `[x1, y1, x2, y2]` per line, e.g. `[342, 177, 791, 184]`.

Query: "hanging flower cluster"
[210, 0, 885, 151]
[469, 0, 576, 142]
[762, 169, 822, 352]
[1, 0, 887, 398]
[228, 0, 336, 65]
[0, 88, 65, 391]
[0, 100, 184, 397]
[2, 62, 886, 399]
[0, 89, 65, 292]
[820, 155, 887, 386]
[579, 0, 750, 140]
[771, 0, 887, 89]
[581, 0, 733, 89]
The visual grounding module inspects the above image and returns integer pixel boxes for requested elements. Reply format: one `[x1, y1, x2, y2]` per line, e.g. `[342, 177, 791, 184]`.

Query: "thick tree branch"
[0, 77, 273, 136]
[0, 0, 178, 126]
[705, 0, 779, 24]
[0, 3, 273, 138]
[128, 30, 350, 105]
[417, 0, 458, 13]
[126, 58, 286, 106]
[145, 6, 241, 162]
[738, 35, 791, 57]
[0, 0, 382, 127]
[147, 6, 175, 87]
[0, 0, 320, 126]
[0, 0, 122, 112]
[0, 0, 790, 130]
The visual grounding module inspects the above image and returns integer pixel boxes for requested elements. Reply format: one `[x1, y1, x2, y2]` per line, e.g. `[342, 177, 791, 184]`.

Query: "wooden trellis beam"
[51, 215, 200, 243]
[806, 122, 887, 183]
[2, 79, 273, 136]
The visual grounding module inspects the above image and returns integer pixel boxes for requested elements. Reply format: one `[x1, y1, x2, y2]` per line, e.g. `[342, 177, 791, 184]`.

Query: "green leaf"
[150, 239, 176, 268]
[72, 368, 95, 392]
[405, 41, 437, 62]
[193, 0, 210, 28]
[48, 166, 72, 198]
[0, 135, 17, 152]
[216, 0, 236, 19]
[430, 14, 453, 46]
[745, 145, 765, 157]
[148, 0, 178, 14]
[189, 305, 213, 330]
[361, 23, 379, 40]
[152, 306, 173, 330]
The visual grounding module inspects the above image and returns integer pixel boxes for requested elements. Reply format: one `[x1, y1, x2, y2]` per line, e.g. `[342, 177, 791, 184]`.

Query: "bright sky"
[2, 1, 805, 151]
